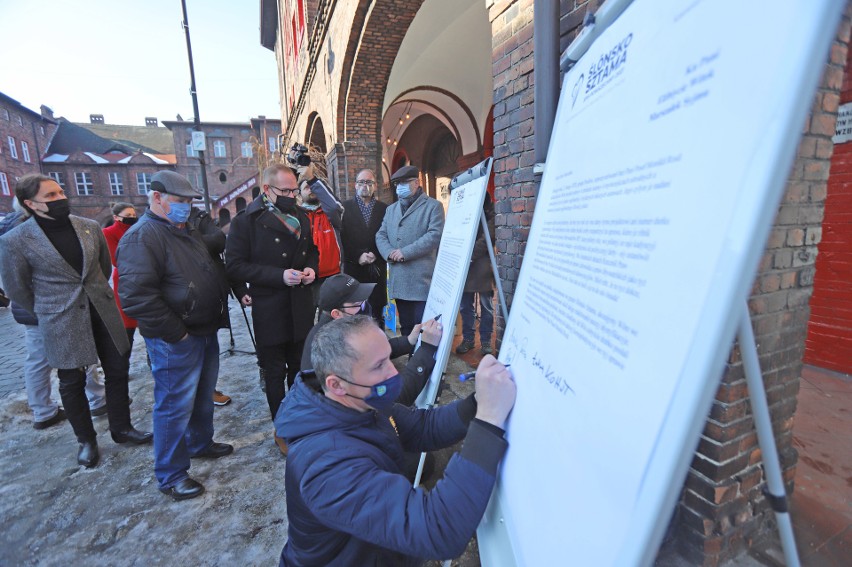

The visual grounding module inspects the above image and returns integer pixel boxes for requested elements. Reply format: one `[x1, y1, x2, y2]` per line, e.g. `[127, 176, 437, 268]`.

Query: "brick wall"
[489, 0, 536, 327]
[0, 101, 56, 213]
[43, 156, 168, 223]
[805, 6, 852, 374]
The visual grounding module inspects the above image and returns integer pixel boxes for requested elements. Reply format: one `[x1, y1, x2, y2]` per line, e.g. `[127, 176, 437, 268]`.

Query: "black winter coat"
[225, 196, 319, 346]
[117, 211, 229, 342]
[464, 195, 496, 294]
[341, 197, 388, 312]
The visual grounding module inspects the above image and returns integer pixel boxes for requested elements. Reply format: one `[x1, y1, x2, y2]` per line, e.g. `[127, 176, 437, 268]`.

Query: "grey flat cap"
[150, 171, 201, 199]
[390, 165, 420, 183]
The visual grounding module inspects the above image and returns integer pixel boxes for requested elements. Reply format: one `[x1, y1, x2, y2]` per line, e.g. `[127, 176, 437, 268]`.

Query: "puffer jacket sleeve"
[117, 230, 187, 343]
[298, 422, 506, 561]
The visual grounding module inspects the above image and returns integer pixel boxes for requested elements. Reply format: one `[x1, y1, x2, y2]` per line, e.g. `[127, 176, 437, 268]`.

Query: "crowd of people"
[0, 151, 515, 565]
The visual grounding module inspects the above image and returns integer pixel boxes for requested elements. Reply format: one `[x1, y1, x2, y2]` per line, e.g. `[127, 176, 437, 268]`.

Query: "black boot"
[111, 426, 153, 445]
[77, 440, 99, 468]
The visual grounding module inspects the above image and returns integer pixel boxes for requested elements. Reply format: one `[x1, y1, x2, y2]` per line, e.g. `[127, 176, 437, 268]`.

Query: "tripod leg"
[738, 304, 800, 567]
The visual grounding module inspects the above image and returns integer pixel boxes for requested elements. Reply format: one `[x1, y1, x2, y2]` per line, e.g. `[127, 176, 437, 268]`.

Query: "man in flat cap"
[376, 165, 445, 337]
[118, 170, 232, 501]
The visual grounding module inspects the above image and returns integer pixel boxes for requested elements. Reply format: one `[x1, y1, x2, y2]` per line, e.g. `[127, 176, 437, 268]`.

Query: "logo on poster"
[571, 74, 585, 108]
[454, 187, 465, 203]
[585, 33, 633, 98]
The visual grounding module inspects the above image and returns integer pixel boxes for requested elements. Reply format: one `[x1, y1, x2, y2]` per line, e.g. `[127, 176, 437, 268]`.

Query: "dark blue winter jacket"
[275, 374, 508, 566]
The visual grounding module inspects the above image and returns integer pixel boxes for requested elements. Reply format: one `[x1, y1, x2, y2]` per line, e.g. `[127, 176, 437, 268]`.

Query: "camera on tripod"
[286, 143, 311, 168]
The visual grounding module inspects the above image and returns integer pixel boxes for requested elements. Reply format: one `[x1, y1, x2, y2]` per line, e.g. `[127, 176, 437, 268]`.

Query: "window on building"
[1, 109, 9, 120]
[48, 171, 65, 188]
[15, 115, 23, 127]
[136, 172, 152, 195]
[0, 172, 9, 196]
[75, 172, 94, 196]
[7, 136, 17, 159]
[213, 140, 227, 158]
[40, 125, 45, 136]
[268, 137, 277, 153]
[21, 141, 30, 163]
[241, 142, 253, 158]
[186, 143, 199, 158]
[109, 172, 124, 195]
[185, 172, 204, 188]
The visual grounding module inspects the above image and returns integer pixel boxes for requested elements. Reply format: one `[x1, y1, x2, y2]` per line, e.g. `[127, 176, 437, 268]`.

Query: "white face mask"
[395, 182, 412, 198]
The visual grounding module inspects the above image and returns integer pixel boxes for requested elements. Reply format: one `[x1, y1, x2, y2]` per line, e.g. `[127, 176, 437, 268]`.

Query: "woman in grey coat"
[0, 174, 151, 468]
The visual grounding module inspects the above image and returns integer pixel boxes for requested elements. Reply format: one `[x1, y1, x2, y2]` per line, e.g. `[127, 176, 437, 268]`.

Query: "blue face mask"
[165, 201, 192, 224]
[342, 373, 402, 412]
[395, 182, 412, 199]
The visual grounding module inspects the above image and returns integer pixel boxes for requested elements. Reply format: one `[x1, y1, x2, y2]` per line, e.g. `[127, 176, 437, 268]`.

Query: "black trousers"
[256, 340, 304, 421]
[395, 299, 426, 338]
[57, 305, 131, 442]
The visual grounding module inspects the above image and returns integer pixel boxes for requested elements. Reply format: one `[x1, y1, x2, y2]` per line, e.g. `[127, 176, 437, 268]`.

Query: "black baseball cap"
[319, 274, 376, 312]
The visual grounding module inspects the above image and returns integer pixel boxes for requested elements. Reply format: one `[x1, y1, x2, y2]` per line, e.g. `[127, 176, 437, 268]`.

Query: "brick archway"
[335, 0, 423, 143]
[324, 0, 424, 197]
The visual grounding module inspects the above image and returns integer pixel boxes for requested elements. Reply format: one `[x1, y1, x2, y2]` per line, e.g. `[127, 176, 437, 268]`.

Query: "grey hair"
[312, 315, 379, 391]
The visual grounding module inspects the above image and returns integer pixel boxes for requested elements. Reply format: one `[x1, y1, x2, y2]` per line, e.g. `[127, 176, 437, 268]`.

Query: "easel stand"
[738, 303, 800, 566]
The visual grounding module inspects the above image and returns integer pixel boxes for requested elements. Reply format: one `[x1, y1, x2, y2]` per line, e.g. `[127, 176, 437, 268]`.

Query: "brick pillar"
[326, 140, 388, 202]
[489, 0, 536, 341]
[675, 8, 851, 566]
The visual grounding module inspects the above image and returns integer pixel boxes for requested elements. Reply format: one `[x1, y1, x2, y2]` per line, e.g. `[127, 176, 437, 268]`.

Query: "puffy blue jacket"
[275, 375, 508, 566]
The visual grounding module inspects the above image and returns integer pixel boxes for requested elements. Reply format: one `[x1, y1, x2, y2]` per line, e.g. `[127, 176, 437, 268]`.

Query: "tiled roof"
[47, 119, 175, 155]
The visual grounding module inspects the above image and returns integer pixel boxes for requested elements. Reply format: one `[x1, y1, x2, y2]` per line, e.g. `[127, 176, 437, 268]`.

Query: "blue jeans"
[460, 291, 494, 344]
[146, 333, 219, 489]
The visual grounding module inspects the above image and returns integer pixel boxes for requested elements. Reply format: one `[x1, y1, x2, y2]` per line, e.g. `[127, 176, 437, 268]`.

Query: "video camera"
[286, 143, 311, 168]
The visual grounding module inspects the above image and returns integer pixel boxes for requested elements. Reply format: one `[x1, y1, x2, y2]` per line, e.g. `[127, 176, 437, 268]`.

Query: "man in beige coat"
[0, 174, 151, 468]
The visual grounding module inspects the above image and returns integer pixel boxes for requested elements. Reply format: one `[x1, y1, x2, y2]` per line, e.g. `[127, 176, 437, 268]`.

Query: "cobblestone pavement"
[0, 299, 482, 566]
[0, 305, 27, 399]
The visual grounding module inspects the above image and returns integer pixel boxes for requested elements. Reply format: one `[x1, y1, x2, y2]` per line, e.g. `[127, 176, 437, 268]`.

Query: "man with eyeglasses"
[340, 168, 389, 328]
[294, 159, 344, 313]
[300, 273, 441, 407]
[225, 163, 319, 455]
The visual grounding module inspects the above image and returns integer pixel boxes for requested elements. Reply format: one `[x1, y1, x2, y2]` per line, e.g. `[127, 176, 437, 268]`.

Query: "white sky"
[0, 0, 281, 126]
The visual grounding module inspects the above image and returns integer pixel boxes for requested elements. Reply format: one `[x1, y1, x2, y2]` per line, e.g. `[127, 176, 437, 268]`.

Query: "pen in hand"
[419, 313, 442, 333]
[459, 364, 510, 381]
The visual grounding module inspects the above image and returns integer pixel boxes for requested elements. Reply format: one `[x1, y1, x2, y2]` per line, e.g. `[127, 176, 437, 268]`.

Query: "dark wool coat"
[0, 215, 129, 368]
[225, 196, 319, 346]
[464, 195, 497, 293]
[341, 196, 388, 309]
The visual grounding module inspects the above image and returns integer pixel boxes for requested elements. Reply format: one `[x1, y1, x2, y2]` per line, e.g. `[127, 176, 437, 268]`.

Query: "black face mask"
[275, 196, 296, 210]
[119, 217, 138, 226]
[33, 199, 71, 220]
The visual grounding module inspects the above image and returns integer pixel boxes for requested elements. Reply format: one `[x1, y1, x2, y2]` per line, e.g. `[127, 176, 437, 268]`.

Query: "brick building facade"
[264, 1, 850, 564]
[0, 93, 58, 214]
[162, 116, 281, 226]
[41, 117, 176, 223]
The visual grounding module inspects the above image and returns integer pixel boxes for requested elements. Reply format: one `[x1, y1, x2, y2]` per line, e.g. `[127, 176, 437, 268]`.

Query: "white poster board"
[477, 1, 842, 565]
[416, 160, 491, 408]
